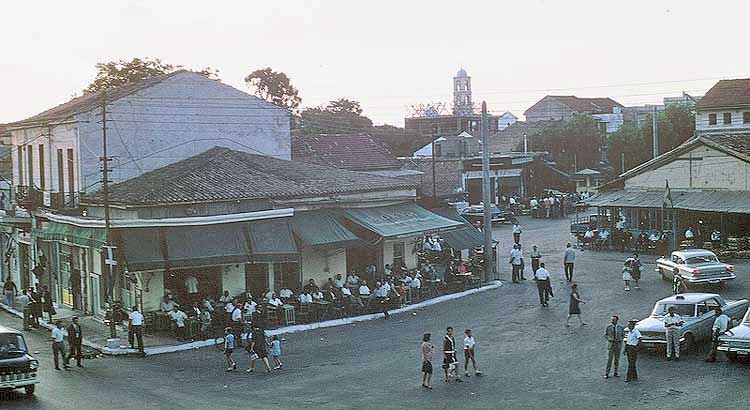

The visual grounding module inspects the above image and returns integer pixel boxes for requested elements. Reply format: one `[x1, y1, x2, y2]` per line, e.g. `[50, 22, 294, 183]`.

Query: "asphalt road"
[2, 216, 749, 410]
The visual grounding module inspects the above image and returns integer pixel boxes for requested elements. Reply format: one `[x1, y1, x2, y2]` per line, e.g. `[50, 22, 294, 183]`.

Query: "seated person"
[160, 295, 179, 313]
[346, 273, 360, 286]
[341, 284, 363, 308]
[243, 299, 258, 316]
[384, 264, 393, 277]
[358, 281, 371, 297]
[409, 274, 422, 289]
[304, 279, 320, 294]
[218, 290, 232, 304]
[201, 297, 215, 313]
[457, 261, 468, 274]
[312, 290, 324, 301]
[583, 228, 595, 246]
[298, 290, 313, 305]
[322, 278, 336, 291]
[333, 274, 345, 289]
[267, 293, 283, 307]
[322, 288, 337, 302]
[190, 302, 202, 317]
[278, 288, 293, 302]
[598, 229, 610, 247]
[264, 289, 274, 302]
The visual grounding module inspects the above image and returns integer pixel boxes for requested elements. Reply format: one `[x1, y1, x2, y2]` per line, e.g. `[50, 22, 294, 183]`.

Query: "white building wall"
[221, 264, 246, 297]
[10, 123, 78, 193]
[299, 247, 347, 286]
[625, 145, 750, 190]
[695, 109, 750, 132]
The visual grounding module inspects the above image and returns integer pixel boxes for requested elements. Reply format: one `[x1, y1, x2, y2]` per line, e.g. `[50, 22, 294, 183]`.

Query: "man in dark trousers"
[624, 319, 641, 382]
[66, 316, 84, 367]
[604, 315, 624, 378]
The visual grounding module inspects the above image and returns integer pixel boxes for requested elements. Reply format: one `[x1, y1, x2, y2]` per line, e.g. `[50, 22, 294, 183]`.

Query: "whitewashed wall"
[299, 246, 347, 287]
[695, 109, 750, 132]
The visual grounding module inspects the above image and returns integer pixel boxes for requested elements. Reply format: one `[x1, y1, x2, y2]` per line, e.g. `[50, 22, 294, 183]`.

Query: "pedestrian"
[664, 306, 684, 361]
[442, 326, 462, 383]
[604, 315, 624, 379]
[168, 305, 188, 340]
[509, 244, 523, 283]
[563, 243, 575, 281]
[631, 254, 642, 290]
[51, 320, 69, 370]
[530, 245, 542, 274]
[128, 305, 145, 352]
[518, 243, 526, 280]
[534, 262, 553, 306]
[270, 335, 283, 370]
[622, 259, 633, 291]
[565, 283, 587, 327]
[625, 319, 641, 382]
[3, 278, 17, 306]
[247, 325, 272, 373]
[705, 307, 734, 362]
[41, 285, 55, 322]
[512, 222, 522, 245]
[463, 329, 481, 377]
[65, 316, 84, 368]
[421, 333, 434, 389]
[224, 327, 237, 371]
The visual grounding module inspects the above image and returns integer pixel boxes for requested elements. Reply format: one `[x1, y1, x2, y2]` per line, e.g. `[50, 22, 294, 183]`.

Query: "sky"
[1, 0, 749, 126]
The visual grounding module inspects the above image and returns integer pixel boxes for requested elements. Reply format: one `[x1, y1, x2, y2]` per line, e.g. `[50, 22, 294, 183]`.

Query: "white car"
[655, 249, 736, 286]
[718, 309, 750, 362]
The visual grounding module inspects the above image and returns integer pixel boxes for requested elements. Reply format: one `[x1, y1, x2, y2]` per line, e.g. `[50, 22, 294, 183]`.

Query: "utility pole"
[652, 106, 659, 159]
[431, 125, 439, 200]
[621, 152, 625, 174]
[523, 132, 528, 154]
[480, 102, 494, 282]
[100, 92, 117, 338]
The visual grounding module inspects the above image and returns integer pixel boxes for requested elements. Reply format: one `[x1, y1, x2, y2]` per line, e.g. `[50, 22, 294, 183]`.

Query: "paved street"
[2, 216, 748, 410]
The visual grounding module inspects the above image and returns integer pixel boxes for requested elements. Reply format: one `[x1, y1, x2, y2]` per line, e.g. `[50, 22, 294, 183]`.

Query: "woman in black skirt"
[565, 283, 587, 327]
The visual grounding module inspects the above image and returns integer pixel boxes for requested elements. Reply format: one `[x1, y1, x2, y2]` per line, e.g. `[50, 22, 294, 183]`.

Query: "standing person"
[622, 259, 633, 291]
[168, 306, 188, 340]
[247, 325, 272, 373]
[270, 335, 283, 370]
[518, 244, 526, 280]
[631, 254, 642, 290]
[565, 284, 587, 327]
[421, 333, 434, 389]
[512, 222, 522, 245]
[51, 320, 69, 370]
[223, 327, 236, 371]
[664, 306, 684, 361]
[184, 275, 199, 303]
[534, 262, 553, 306]
[65, 316, 84, 368]
[529, 245, 542, 274]
[41, 285, 55, 322]
[625, 319, 641, 382]
[705, 307, 734, 363]
[442, 327, 462, 383]
[563, 243, 575, 282]
[711, 228, 721, 250]
[604, 315, 624, 379]
[128, 305, 145, 352]
[509, 245, 523, 283]
[463, 329, 481, 377]
[3, 278, 17, 306]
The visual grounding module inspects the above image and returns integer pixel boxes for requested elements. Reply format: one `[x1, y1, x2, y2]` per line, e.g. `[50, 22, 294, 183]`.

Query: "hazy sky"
[2, 0, 749, 126]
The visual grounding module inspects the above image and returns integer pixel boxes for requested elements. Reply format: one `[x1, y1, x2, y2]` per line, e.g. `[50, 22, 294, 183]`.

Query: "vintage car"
[718, 308, 750, 362]
[655, 249, 736, 286]
[630, 293, 748, 354]
[461, 204, 516, 225]
[0, 325, 39, 396]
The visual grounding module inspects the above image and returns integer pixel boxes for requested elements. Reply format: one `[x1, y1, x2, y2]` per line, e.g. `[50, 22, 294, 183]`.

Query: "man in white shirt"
[625, 320, 642, 382]
[533, 262, 553, 306]
[423, 238, 434, 252]
[312, 290, 324, 301]
[299, 291, 313, 305]
[168, 306, 188, 340]
[358, 281, 371, 296]
[663, 306, 684, 361]
[128, 306, 145, 352]
[563, 242, 576, 282]
[268, 294, 283, 307]
[432, 239, 442, 253]
[510, 244, 523, 283]
[184, 275, 199, 301]
[219, 291, 232, 304]
[512, 223, 522, 245]
[279, 288, 293, 301]
[346, 274, 360, 286]
[334, 274, 345, 289]
[706, 308, 734, 362]
[51, 320, 69, 370]
[409, 275, 421, 289]
[160, 296, 178, 313]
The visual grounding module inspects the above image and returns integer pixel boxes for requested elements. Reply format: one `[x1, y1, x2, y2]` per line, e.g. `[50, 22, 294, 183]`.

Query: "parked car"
[630, 293, 748, 354]
[718, 308, 750, 362]
[461, 204, 516, 225]
[655, 249, 736, 287]
[0, 325, 39, 396]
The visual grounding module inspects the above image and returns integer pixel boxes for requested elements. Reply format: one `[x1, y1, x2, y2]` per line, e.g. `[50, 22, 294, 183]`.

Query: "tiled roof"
[292, 133, 401, 171]
[699, 133, 750, 158]
[10, 70, 188, 127]
[525, 96, 623, 116]
[487, 121, 550, 153]
[84, 147, 415, 206]
[579, 97, 623, 113]
[694, 79, 750, 110]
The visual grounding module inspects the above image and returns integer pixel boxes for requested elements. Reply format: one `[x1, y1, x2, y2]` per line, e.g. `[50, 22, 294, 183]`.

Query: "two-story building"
[693, 79, 750, 134]
[524, 95, 624, 133]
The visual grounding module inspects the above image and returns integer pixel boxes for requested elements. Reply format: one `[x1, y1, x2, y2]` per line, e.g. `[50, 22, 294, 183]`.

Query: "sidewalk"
[1, 281, 502, 357]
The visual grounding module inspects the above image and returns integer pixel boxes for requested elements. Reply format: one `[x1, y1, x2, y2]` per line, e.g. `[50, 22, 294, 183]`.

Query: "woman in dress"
[622, 258, 634, 291]
[565, 283, 586, 327]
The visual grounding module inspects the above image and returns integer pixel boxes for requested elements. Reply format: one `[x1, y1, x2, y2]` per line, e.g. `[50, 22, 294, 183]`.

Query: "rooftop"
[659, 293, 720, 304]
[84, 146, 415, 206]
[694, 79, 750, 110]
[525, 96, 623, 116]
[292, 133, 402, 171]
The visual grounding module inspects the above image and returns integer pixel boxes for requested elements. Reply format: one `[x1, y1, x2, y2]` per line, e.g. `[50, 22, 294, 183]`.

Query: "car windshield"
[653, 303, 694, 317]
[0, 333, 27, 357]
[684, 255, 719, 265]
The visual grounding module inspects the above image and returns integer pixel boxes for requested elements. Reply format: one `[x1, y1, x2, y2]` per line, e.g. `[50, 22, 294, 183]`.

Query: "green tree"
[643, 104, 695, 155]
[244, 67, 301, 110]
[296, 98, 373, 135]
[606, 123, 650, 173]
[84, 57, 219, 94]
[528, 116, 603, 173]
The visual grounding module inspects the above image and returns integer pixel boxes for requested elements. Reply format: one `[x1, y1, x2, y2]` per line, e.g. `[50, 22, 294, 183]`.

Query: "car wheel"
[682, 333, 695, 353]
[727, 352, 739, 363]
[25, 385, 35, 396]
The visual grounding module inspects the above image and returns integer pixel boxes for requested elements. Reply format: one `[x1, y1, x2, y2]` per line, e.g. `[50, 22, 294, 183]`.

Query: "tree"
[83, 57, 219, 94]
[527, 116, 603, 173]
[643, 104, 695, 155]
[296, 98, 373, 135]
[326, 98, 363, 115]
[606, 123, 650, 173]
[244, 67, 302, 110]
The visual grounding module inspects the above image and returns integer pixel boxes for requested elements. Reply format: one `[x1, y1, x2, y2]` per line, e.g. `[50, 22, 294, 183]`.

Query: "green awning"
[249, 219, 298, 262]
[165, 223, 251, 268]
[292, 210, 359, 247]
[36, 222, 107, 247]
[115, 228, 167, 272]
[439, 227, 484, 250]
[343, 203, 463, 240]
[430, 207, 472, 224]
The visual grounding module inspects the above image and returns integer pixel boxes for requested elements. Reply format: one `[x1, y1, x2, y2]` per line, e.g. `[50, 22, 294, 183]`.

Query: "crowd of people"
[420, 327, 482, 389]
[2, 280, 56, 329]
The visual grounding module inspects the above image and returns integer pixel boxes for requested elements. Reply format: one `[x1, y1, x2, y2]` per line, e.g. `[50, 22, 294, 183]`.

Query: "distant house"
[487, 121, 550, 154]
[524, 95, 624, 133]
[693, 79, 750, 134]
[497, 111, 518, 130]
[569, 168, 608, 193]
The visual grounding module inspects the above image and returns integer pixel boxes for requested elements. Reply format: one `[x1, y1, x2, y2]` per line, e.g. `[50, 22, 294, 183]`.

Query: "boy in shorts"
[224, 327, 236, 371]
[464, 329, 482, 376]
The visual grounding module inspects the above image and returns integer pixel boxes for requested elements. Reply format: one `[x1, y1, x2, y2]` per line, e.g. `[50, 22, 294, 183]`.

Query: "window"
[392, 242, 405, 267]
[723, 112, 732, 125]
[57, 149, 64, 194]
[66, 148, 75, 205]
[456, 81, 461, 91]
[708, 113, 717, 125]
[17, 146, 24, 186]
[38, 145, 45, 191]
[27, 146, 33, 187]
[743, 112, 750, 124]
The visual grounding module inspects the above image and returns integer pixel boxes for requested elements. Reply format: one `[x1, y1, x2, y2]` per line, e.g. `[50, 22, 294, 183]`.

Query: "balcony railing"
[15, 186, 79, 210]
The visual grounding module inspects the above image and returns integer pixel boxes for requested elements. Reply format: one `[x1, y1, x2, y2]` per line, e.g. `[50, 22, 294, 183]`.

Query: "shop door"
[19, 243, 30, 290]
[59, 248, 74, 307]
[89, 274, 103, 316]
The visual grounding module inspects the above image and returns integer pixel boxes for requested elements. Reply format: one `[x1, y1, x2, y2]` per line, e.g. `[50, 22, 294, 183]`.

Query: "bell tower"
[453, 68, 473, 116]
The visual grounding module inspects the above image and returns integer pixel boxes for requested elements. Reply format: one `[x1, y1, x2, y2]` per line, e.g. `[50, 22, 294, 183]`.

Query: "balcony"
[16, 186, 79, 211]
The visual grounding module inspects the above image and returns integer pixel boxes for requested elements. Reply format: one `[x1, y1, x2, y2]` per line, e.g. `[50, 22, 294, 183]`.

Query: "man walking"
[529, 245, 542, 275]
[512, 222, 522, 245]
[664, 306, 684, 361]
[604, 315, 624, 378]
[442, 327, 462, 383]
[625, 319, 641, 382]
[510, 245, 523, 283]
[51, 321, 69, 370]
[65, 316, 84, 368]
[705, 307, 733, 362]
[533, 262, 553, 306]
[563, 243, 575, 282]
[128, 305, 145, 352]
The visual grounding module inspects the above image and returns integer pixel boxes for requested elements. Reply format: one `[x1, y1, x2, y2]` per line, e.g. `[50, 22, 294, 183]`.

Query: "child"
[463, 329, 482, 377]
[622, 259, 634, 291]
[270, 335, 283, 370]
[224, 327, 237, 371]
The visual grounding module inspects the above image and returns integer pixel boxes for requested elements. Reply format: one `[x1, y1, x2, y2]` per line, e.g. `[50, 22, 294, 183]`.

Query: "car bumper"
[717, 345, 750, 355]
[686, 274, 736, 284]
[638, 337, 686, 347]
[0, 375, 39, 389]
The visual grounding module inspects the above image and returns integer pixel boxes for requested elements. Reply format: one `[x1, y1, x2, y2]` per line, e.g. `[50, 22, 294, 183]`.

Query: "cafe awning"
[343, 203, 463, 240]
[35, 222, 107, 247]
[292, 210, 359, 247]
[248, 219, 298, 262]
[115, 228, 167, 272]
[439, 227, 484, 250]
[165, 223, 251, 268]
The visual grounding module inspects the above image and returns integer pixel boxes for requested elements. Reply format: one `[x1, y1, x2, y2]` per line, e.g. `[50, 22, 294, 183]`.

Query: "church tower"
[453, 68, 473, 116]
